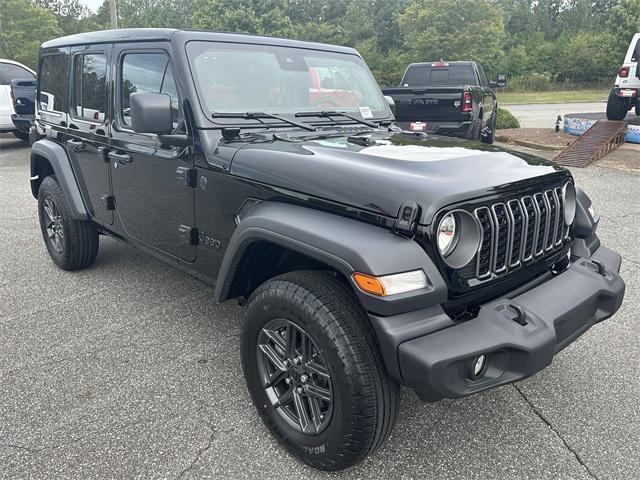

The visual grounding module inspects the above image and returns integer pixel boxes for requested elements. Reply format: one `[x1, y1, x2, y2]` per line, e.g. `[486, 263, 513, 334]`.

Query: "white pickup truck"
[606, 33, 640, 120]
[0, 59, 36, 141]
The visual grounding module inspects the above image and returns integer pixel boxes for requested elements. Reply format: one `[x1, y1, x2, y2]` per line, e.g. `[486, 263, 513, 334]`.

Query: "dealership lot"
[0, 133, 638, 479]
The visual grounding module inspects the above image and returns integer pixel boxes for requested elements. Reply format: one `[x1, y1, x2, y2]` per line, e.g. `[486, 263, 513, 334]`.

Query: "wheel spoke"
[258, 344, 286, 372]
[273, 387, 293, 408]
[305, 384, 331, 402]
[293, 391, 311, 433]
[43, 200, 54, 223]
[262, 328, 287, 353]
[286, 323, 297, 356]
[308, 396, 323, 432]
[300, 332, 311, 362]
[305, 360, 329, 380]
[264, 368, 287, 388]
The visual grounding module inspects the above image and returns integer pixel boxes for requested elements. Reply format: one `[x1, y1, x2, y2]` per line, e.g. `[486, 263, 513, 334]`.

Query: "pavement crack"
[513, 384, 599, 480]
[176, 426, 217, 480]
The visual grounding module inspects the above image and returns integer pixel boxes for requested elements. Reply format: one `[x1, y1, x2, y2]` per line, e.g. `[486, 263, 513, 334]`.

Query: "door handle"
[66, 138, 85, 151]
[108, 151, 132, 164]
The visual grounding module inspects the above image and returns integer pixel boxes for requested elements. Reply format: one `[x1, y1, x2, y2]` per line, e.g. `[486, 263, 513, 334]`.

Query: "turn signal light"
[352, 270, 428, 297]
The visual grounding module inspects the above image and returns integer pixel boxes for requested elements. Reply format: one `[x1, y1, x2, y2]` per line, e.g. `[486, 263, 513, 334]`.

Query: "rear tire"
[241, 271, 399, 471]
[606, 89, 629, 120]
[481, 112, 496, 144]
[37, 176, 99, 271]
[468, 116, 482, 141]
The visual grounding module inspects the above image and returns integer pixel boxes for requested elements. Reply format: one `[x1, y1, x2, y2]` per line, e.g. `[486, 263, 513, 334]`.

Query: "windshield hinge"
[394, 201, 420, 238]
[176, 166, 198, 188]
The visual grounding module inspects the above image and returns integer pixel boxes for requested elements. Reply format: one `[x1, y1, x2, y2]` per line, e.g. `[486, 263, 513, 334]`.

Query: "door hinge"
[178, 225, 199, 246]
[176, 166, 198, 188]
[101, 195, 116, 210]
[393, 200, 420, 238]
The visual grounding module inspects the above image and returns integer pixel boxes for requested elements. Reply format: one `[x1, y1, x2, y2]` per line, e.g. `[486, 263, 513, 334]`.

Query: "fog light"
[470, 355, 487, 379]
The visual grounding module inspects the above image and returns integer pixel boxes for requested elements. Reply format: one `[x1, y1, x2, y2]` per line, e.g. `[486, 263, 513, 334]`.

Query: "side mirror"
[130, 93, 173, 134]
[384, 95, 396, 116]
[496, 74, 507, 88]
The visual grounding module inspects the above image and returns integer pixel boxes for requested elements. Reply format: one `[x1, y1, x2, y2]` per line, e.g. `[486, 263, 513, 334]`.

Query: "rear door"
[109, 43, 196, 262]
[476, 65, 495, 123]
[66, 45, 113, 225]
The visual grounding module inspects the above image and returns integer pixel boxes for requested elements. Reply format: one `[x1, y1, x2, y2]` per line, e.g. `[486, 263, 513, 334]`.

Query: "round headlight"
[562, 181, 576, 225]
[436, 210, 481, 269]
[437, 213, 457, 256]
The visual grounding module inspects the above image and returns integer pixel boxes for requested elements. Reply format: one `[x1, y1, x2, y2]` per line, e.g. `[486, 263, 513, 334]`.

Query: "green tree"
[398, 0, 507, 76]
[0, 0, 62, 68]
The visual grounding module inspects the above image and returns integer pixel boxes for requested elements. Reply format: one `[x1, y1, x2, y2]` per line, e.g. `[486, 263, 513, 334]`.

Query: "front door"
[109, 45, 196, 262]
[66, 46, 113, 225]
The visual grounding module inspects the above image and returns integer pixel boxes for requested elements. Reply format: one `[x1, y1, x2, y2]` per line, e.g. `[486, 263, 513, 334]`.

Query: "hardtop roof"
[41, 28, 358, 55]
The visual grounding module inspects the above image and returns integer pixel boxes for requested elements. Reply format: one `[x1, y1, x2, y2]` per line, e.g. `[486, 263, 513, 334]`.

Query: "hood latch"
[394, 201, 420, 238]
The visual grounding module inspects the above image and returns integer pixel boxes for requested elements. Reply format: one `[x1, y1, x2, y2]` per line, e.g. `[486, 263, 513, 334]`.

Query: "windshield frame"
[184, 40, 393, 128]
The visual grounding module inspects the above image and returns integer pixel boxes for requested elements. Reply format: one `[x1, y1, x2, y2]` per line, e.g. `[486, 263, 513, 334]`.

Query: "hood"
[227, 131, 569, 224]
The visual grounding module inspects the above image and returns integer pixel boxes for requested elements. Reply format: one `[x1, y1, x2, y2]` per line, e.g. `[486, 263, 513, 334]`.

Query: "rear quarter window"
[0, 63, 34, 85]
[39, 54, 69, 114]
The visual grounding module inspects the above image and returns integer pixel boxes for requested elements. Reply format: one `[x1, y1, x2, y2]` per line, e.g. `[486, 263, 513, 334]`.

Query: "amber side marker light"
[352, 270, 429, 297]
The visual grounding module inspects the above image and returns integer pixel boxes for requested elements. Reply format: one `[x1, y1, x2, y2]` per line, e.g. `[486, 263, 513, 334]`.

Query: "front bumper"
[377, 245, 624, 402]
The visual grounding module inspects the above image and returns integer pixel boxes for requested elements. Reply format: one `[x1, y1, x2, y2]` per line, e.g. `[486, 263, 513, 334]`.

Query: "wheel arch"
[30, 139, 89, 220]
[215, 202, 447, 316]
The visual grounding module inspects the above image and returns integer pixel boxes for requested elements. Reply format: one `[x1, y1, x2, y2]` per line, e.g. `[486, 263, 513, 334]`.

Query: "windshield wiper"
[212, 111, 316, 132]
[294, 110, 378, 128]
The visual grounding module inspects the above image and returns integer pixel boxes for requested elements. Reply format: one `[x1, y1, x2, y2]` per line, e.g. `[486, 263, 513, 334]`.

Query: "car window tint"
[120, 52, 181, 127]
[402, 66, 427, 86]
[39, 55, 69, 113]
[0, 63, 34, 85]
[477, 65, 488, 87]
[71, 53, 107, 122]
[632, 39, 640, 62]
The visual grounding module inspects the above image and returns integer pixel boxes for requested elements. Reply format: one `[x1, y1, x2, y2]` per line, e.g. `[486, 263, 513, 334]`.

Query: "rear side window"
[0, 63, 34, 85]
[120, 52, 181, 128]
[403, 64, 479, 86]
[632, 39, 640, 63]
[72, 53, 107, 122]
[39, 54, 69, 113]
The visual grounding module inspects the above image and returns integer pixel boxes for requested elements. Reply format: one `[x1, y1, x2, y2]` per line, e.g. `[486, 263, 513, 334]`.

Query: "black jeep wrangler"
[31, 29, 625, 471]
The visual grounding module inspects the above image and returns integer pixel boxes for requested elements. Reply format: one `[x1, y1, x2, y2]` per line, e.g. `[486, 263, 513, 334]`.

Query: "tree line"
[1, 0, 639, 89]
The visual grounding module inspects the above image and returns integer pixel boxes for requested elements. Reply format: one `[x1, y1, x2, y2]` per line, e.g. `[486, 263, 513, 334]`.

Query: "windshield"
[186, 41, 389, 121]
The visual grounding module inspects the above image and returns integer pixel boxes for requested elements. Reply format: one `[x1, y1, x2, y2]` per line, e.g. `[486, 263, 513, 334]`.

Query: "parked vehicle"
[383, 61, 505, 143]
[607, 33, 640, 120]
[31, 29, 625, 471]
[0, 59, 36, 142]
[10, 77, 37, 141]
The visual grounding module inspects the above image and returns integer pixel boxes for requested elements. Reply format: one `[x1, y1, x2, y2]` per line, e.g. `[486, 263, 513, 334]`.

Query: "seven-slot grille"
[474, 186, 569, 279]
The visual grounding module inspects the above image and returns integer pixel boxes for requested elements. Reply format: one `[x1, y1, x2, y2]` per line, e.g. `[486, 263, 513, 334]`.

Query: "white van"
[0, 59, 36, 140]
[606, 33, 640, 120]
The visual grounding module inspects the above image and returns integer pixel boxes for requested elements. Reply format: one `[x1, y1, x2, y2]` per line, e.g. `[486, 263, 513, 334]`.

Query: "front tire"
[38, 176, 99, 270]
[606, 89, 629, 120]
[241, 271, 399, 471]
[13, 130, 29, 143]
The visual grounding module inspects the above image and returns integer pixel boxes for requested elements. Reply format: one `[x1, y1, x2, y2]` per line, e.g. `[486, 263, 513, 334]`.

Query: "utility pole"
[109, 0, 118, 29]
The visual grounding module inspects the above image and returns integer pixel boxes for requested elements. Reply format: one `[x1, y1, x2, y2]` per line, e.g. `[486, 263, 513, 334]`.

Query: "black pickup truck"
[383, 61, 505, 143]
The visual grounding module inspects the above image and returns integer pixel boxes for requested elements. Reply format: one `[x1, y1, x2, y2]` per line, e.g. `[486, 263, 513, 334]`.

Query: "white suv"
[607, 33, 640, 120]
[0, 59, 36, 140]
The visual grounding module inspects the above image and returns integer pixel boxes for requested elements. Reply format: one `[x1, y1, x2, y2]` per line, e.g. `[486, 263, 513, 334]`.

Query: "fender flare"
[215, 202, 447, 316]
[31, 139, 89, 220]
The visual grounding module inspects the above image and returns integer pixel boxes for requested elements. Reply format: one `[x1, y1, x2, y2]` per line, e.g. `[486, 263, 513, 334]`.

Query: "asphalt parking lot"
[1, 133, 638, 479]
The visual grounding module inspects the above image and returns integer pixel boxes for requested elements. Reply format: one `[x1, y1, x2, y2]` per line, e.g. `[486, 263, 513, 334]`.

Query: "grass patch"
[497, 89, 609, 104]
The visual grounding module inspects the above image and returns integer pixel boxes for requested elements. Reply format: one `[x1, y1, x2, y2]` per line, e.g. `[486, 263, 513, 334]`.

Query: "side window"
[39, 55, 69, 113]
[632, 39, 640, 63]
[120, 52, 181, 128]
[0, 63, 34, 85]
[477, 66, 488, 87]
[71, 53, 107, 122]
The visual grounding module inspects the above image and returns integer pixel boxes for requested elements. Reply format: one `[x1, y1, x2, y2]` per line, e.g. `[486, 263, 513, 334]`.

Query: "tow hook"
[508, 304, 528, 326]
[592, 260, 607, 276]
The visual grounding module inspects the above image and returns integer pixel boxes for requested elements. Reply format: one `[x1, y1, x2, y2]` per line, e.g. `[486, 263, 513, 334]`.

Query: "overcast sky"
[79, 0, 104, 13]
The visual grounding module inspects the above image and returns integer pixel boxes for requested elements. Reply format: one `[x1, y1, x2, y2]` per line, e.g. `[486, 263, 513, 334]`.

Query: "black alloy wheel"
[256, 319, 333, 434]
[42, 196, 65, 254]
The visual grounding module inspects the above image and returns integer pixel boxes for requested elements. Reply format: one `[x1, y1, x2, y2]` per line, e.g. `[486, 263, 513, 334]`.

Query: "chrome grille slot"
[491, 204, 510, 273]
[472, 183, 569, 280]
[507, 200, 523, 267]
[475, 207, 494, 278]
